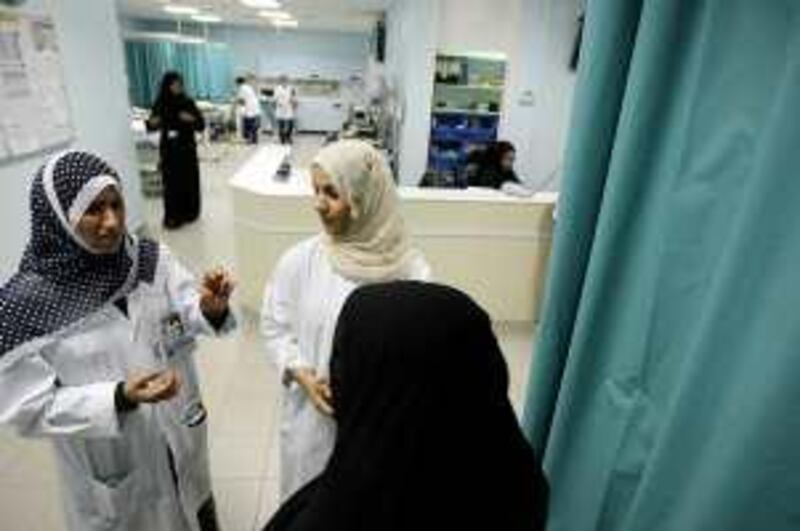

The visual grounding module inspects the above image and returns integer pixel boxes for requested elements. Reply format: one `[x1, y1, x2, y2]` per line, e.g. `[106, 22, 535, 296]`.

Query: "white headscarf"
[312, 140, 420, 283]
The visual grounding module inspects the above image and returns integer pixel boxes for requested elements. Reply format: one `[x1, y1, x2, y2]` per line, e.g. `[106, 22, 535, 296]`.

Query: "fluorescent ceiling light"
[163, 5, 200, 16]
[272, 19, 299, 28]
[259, 10, 292, 20]
[241, 0, 282, 8]
[191, 14, 223, 23]
[125, 32, 207, 44]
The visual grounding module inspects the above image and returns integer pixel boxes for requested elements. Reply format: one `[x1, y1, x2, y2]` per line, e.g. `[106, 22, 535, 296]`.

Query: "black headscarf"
[150, 71, 202, 135]
[154, 71, 184, 108]
[264, 281, 548, 531]
[468, 140, 521, 189]
[0, 151, 159, 355]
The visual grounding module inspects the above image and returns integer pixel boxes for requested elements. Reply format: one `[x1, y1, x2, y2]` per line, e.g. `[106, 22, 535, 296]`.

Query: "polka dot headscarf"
[0, 150, 159, 355]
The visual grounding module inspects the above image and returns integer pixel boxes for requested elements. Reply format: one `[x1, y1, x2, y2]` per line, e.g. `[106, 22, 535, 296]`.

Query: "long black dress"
[263, 281, 549, 531]
[149, 94, 205, 226]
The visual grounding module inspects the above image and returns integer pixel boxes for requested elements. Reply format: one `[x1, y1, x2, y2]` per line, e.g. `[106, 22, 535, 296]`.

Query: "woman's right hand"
[124, 370, 181, 404]
[291, 368, 334, 416]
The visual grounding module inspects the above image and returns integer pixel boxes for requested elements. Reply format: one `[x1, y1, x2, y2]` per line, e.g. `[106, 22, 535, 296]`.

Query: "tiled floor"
[0, 135, 537, 531]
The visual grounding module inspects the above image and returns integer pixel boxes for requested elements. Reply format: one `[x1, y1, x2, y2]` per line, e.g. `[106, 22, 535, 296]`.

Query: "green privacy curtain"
[522, 1, 800, 530]
[204, 45, 234, 102]
[125, 40, 174, 107]
[124, 40, 234, 107]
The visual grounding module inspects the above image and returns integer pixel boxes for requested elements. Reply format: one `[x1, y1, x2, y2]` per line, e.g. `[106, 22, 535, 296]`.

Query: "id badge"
[160, 312, 194, 357]
[182, 401, 208, 427]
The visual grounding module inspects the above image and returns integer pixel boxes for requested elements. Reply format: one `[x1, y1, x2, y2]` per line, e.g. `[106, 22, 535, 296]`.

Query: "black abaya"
[263, 281, 549, 531]
[149, 93, 205, 226]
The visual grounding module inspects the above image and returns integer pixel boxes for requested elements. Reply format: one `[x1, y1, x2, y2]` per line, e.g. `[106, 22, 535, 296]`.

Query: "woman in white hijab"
[261, 140, 431, 500]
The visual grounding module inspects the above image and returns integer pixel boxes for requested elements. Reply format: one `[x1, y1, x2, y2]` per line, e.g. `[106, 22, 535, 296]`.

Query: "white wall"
[437, 0, 518, 54]
[0, 0, 140, 281]
[506, 0, 580, 191]
[220, 26, 370, 80]
[122, 18, 371, 81]
[385, 0, 439, 185]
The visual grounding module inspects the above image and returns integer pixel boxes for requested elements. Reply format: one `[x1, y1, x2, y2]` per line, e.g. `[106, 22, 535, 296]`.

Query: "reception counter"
[230, 146, 556, 323]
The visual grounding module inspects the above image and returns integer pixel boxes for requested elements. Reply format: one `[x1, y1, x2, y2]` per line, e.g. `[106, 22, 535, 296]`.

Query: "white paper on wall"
[0, 12, 74, 160]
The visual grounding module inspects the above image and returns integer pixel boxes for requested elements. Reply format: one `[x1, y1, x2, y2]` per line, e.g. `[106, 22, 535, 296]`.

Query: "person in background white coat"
[0, 150, 236, 531]
[237, 76, 262, 145]
[274, 76, 297, 145]
[261, 140, 431, 500]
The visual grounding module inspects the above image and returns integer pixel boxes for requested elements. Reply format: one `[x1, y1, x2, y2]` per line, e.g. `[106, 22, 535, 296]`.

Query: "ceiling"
[118, 0, 391, 33]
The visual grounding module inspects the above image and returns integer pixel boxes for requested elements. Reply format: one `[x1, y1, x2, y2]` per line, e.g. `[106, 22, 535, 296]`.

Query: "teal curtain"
[124, 40, 234, 107]
[522, 1, 800, 530]
[125, 40, 174, 108]
[204, 45, 234, 101]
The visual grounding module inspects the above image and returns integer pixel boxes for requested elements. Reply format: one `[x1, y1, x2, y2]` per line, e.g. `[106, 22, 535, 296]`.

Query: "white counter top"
[400, 186, 558, 204]
[229, 145, 558, 205]
[228, 144, 556, 322]
[228, 144, 295, 194]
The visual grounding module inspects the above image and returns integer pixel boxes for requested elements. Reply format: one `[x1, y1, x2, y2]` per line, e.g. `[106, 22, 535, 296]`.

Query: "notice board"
[0, 11, 73, 160]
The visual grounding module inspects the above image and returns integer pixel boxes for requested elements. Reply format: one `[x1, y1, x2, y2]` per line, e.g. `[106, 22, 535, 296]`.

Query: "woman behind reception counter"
[467, 140, 522, 190]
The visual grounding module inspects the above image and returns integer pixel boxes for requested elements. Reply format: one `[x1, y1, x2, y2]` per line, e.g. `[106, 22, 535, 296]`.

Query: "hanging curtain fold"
[522, 0, 800, 529]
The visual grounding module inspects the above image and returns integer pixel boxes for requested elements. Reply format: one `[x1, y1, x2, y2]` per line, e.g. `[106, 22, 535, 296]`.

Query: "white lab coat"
[274, 85, 296, 120]
[238, 84, 262, 118]
[261, 236, 431, 499]
[0, 245, 235, 531]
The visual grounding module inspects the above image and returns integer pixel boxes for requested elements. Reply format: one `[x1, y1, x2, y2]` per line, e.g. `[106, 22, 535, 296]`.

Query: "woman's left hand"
[200, 267, 235, 321]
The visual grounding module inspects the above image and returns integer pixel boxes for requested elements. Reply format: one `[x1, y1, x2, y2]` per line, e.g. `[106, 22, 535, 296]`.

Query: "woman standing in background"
[261, 140, 431, 500]
[147, 71, 205, 229]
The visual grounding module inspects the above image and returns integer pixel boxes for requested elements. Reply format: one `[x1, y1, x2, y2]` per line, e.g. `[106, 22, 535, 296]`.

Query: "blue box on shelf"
[431, 124, 496, 144]
[464, 128, 497, 142]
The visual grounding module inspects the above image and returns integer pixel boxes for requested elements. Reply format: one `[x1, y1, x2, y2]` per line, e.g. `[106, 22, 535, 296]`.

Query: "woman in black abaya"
[263, 281, 549, 531]
[147, 71, 205, 229]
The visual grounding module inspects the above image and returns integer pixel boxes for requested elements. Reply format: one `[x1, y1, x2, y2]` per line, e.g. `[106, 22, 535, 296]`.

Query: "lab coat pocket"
[88, 470, 142, 529]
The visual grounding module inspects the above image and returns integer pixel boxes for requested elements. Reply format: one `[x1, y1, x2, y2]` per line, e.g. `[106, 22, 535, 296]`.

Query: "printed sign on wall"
[0, 12, 74, 160]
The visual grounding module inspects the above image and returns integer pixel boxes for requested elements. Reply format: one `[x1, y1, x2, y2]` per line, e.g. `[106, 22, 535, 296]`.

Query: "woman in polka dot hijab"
[0, 150, 158, 355]
[0, 149, 235, 530]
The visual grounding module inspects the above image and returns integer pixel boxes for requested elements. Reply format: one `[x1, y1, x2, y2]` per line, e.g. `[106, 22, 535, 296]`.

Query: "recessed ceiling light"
[191, 13, 223, 23]
[259, 10, 292, 20]
[241, 0, 282, 9]
[163, 5, 200, 16]
[272, 19, 299, 28]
